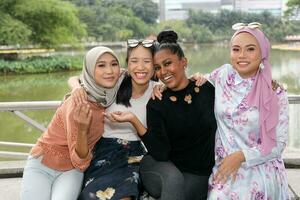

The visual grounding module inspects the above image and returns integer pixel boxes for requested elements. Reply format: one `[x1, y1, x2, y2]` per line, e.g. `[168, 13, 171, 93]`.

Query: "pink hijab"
[232, 27, 279, 155]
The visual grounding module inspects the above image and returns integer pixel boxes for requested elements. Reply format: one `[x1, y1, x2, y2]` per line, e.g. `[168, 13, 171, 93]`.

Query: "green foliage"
[155, 20, 192, 42]
[100, 0, 158, 24]
[0, 56, 82, 74]
[76, 2, 150, 41]
[190, 25, 214, 43]
[0, 12, 32, 45]
[186, 9, 293, 42]
[0, 0, 86, 47]
[285, 0, 300, 18]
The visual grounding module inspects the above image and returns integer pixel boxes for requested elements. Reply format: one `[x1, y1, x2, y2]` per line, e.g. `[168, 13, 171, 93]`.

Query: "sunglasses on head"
[127, 39, 154, 48]
[232, 22, 262, 31]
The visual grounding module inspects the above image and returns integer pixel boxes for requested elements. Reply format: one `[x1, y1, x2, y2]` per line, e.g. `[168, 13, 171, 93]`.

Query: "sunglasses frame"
[127, 39, 154, 48]
[232, 22, 262, 31]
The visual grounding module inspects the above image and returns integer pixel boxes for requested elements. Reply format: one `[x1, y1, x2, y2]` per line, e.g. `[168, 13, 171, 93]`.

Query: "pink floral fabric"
[206, 64, 290, 200]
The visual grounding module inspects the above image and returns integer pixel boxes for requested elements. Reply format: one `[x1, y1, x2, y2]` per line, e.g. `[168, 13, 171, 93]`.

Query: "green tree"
[0, 0, 86, 47]
[285, 0, 300, 18]
[101, 0, 158, 24]
[190, 24, 214, 43]
[156, 20, 192, 42]
[0, 12, 31, 45]
[76, 2, 150, 41]
[128, 0, 159, 24]
[186, 9, 289, 42]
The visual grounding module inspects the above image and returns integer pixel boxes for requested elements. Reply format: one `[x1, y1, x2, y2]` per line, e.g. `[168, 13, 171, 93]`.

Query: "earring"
[259, 63, 264, 70]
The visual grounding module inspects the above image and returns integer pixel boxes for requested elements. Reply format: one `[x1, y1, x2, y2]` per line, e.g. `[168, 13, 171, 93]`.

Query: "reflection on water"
[0, 45, 299, 152]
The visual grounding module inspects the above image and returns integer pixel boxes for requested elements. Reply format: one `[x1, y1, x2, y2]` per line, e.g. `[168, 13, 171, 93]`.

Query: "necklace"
[169, 86, 200, 104]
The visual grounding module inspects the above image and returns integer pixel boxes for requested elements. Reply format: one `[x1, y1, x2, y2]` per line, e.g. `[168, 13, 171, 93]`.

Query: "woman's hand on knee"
[213, 151, 245, 184]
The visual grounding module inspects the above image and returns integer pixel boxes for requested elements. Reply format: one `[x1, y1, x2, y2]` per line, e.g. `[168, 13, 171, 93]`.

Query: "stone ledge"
[0, 161, 26, 178]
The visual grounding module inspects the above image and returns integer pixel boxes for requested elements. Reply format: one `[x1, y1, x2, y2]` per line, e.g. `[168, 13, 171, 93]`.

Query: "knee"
[140, 155, 184, 189]
[162, 167, 184, 188]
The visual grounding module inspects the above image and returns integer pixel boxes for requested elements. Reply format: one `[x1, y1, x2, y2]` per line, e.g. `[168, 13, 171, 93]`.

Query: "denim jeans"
[140, 155, 209, 200]
[20, 156, 83, 200]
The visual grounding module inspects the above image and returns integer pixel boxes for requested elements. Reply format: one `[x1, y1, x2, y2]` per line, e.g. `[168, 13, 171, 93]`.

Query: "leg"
[51, 169, 83, 200]
[140, 155, 185, 200]
[183, 172, 209, 200]
[20, 156, 53, 200]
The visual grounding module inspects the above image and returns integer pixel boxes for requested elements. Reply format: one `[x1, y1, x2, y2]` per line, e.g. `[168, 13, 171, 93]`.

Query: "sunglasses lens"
[232, 23, 246, 31]
[128, 39, 154, 48]
[142, 40, 154, 48]
[248, 22, 261, 29]
[127, 39, 139, 47]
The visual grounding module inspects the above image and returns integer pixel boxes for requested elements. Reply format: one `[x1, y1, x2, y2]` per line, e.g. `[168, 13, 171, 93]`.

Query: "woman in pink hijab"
[206, 23, 290, 199]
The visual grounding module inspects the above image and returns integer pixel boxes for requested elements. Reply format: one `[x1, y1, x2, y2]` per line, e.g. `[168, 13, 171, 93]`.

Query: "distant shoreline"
[272, 44, 300, 51]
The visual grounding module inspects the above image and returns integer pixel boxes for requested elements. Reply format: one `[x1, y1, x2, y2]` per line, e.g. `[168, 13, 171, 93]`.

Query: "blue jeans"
[20, 156, 83, 200]
[140, 155, 209, 200]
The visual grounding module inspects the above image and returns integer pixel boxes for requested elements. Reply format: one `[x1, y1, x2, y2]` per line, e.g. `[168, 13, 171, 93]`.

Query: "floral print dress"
[206, 64, 290, 200]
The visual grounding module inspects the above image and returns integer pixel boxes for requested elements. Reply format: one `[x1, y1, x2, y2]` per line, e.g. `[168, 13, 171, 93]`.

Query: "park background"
[0, 0, 300, 158]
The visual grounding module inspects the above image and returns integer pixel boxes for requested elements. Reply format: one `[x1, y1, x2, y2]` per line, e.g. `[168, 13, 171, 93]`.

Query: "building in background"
[234, 0, 285, 16]
[160, 0, 228, 20]
[156, 0, 289, 21]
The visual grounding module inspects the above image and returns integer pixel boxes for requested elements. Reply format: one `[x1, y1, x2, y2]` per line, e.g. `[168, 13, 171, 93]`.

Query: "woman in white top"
[69, 39, 156, 200]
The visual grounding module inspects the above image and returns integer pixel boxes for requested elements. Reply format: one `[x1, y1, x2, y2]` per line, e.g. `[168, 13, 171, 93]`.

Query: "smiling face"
[154, 49, 188, 91]
[230, 32, 262, 79]
[94, 52, 120, 88]
[127, 45, 154, 87]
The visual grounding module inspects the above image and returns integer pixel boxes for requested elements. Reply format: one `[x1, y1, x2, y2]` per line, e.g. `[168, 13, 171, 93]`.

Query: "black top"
[141, 81, 216, 176]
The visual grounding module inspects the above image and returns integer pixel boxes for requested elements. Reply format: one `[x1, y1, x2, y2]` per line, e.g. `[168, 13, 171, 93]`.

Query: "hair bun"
[157, 30, 178, 44]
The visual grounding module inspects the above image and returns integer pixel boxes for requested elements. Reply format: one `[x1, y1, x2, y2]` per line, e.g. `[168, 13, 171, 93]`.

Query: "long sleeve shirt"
[141, 81, 217, 176]
[30, 96, 104, 171]
[207, 64, 290, 199]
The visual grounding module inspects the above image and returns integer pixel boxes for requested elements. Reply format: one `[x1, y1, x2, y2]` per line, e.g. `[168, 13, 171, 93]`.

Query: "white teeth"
[163, 75, 172, 81]
[238, 62, 248, 65]
[135, 72, 147, 78]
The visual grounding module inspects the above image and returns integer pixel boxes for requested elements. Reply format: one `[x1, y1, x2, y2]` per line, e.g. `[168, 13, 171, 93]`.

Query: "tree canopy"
[72, 0, 158, 41]
[0, 0, 86, 46]
[0, 0, 299, 46]
[285, 0, 300, 19]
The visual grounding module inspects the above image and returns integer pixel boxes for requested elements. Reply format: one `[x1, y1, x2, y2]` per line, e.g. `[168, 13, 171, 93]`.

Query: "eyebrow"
[96, 59, 118, 64]
[232, 44, 257, 47]
[162, 59, 171, 64]
[129, 57, 152, 60]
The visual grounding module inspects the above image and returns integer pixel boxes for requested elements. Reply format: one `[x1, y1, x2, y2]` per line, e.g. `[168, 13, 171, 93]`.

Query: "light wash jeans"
[20, 156, 83, 200]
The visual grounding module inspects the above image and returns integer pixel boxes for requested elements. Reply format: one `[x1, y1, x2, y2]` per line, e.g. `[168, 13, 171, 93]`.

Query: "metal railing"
[0, 101, 61, 159]
[0, 96, 300, 159]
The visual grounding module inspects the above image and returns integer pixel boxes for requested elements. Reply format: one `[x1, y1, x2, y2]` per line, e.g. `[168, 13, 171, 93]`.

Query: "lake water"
[0, 45, 299, 155]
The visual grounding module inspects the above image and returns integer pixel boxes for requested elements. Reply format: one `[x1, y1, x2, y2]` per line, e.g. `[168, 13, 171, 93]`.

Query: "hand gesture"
[151, 84, 166, 100]
[213, 151, 245, 184]
[73, 104, 92, 133]
[72, 87, 88, 105]
[104, 111, 135, 123]
[189, 72, 207, 86]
